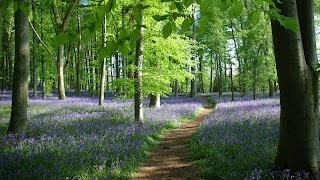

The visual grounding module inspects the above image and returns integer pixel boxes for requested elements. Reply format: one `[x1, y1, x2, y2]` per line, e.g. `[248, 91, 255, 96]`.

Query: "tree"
[271, 0, 319, 174]
[8, 0, 30, 134]
[134, 0, 144, 124]
[52, 0, 78, 100]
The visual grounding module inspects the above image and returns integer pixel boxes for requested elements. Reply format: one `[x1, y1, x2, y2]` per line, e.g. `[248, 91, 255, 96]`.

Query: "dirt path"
[133, 105, 214, 180]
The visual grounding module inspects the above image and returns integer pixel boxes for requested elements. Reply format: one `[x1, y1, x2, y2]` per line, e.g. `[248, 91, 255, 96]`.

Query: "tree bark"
[268, 79, 275, 97]
[174, 78, 178, 97]
[99, 14, 107, 106]
[32, 1, 37, 98]
[149, 94, 160, 108]
[272, 0, 319, 174]
[230, 65, 234, 101]
[210, 53, 214, 93]
[76, 14, 81, 96]
[134, 0, 144, 124]
[189, 3, 196, 98]
[8, 0, 30, 134]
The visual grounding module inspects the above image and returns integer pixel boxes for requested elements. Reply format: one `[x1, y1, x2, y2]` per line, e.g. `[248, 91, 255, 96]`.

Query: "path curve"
[133, 105, 214, 180]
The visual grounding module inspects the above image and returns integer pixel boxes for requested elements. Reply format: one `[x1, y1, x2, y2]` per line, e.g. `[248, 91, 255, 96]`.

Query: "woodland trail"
[132, 104, 214, 180]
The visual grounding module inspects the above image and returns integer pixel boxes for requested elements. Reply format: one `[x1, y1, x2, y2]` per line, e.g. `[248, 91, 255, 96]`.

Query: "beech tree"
[271, 0, 320, 174]
[8, 0, 30, 134]
[51, 0, 78, 100]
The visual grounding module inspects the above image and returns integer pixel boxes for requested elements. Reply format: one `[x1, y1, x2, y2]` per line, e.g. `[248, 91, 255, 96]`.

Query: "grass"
[0, 94, 204, 179]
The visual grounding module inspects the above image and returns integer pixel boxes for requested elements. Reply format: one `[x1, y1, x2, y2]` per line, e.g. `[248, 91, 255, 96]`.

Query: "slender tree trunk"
[272, 0, 319, 174]
[76, 14, 81, 96]
[99, 14, 107, 105]
[274, 80, 277, 92]
[253, 59, 257, 100]
[32, 1, 37, 98]
[199, 52, 204, 93]
[268, 79, 275, 97]
[189, 3, 196, 98]
[134, 1, 144, 124]
[174, 78, 178, 97]
[40, 7, 46, 99]
[57, 45, 66, 100]
[106, 57, 111, 90]
[8, 33, 13, 90]
[8, 0, 30, 134]
[115, 52, 121, 93]
[230, 65, 234, 101]
[210, 53, 214, 93]
[149, 94, 160, 108]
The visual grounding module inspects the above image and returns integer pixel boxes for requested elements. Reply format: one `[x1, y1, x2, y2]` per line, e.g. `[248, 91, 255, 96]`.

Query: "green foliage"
[162, 21, 173, 39]
[248, 11, 260, 26]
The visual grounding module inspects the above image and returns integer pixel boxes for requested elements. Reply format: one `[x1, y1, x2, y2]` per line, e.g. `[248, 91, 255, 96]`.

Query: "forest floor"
[132, 104, 214, 180]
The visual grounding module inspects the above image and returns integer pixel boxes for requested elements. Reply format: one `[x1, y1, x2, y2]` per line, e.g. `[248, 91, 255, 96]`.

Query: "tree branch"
[28, 19, 55, 61]
[51, 0, 62, 28]
[61, 0, 79, 30]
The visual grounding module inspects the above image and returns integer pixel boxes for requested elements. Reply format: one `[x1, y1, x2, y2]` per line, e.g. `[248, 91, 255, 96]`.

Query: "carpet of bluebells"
[189, 93, 310, 180]
[0, 91, 204, 179]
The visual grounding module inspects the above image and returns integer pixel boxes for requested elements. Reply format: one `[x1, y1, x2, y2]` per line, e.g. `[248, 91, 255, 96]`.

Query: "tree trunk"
[115, 52, 121, 93]
[32, 1, 37, 98]
[0, 8, 3, 93]
[134, 1, 144, 124]
[230, 65, 234, 101]
[76, 14, 81, 96]
[174, 78, 178, 97]
[149, 94, 160, 108]
[189, 3, 197, 98]
[268, 79, 275, 97]
[8, 0, 30, 134]
[57, 45, 66, 100]
[40, 7, 46, 99]
[210, 53, 214, 93]
[99, 14, 107, 106]
[253, 59, 257, 100]
[274, 80, 277, 92]
[52, 0, 78, 100]
[272, 0, 319, 174]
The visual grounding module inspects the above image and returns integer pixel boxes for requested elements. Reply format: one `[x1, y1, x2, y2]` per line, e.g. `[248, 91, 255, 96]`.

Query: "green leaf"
[263, 0, 276, 8]
[119, 42, 130, 55]
[196, 0, 201, 5]
[134, 10, 142, 24]
[228, 0, 243, 18]
[199, 15, 209, 30]
[13, 2, 18, 12]
[200, 0, 210, 13]
[162, 22, 172, 39]
[281, 16, 299, 32]
[184, 0, 193, 8]
[19, 3, 30, 16]
[55, 32, 68, 47]
[119, 29, 130, 40]
[153, 15, 168, 21]
[175, 2, 182, 11]
[171, 21, 177, 32]
[98, 47, 109, 60]
[98, 41, 118, 59]
[248, 11, 260, 26]
[181, 18, 191, 32]
[216, 0, 228, 11]
[131, 28, 141, 42]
